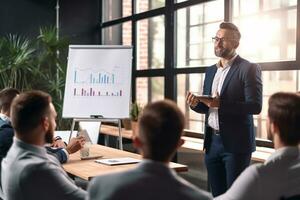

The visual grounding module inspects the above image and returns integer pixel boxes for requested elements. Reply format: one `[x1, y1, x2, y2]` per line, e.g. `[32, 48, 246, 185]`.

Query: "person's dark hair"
[219, 22, 241, 41]
[138, 100, 185, 162]
[0, 88, 20, 114]
[268, 92, 300, 146]
[11, 90, 52, 134]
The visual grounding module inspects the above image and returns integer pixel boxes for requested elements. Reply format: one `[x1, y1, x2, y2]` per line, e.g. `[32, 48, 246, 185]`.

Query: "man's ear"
[272, 122, 279, 135]
[234, 41, 240, 49]
[177, 138, 185, 149]
[133, 136, 142, 149]
[42, 116, 50, 130]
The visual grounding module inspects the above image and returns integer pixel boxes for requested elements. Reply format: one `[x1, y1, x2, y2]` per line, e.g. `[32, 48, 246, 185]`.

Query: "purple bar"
[120, 90, 122, 96]
[74, 88, 76, 96]
[81, 88, 84, 96]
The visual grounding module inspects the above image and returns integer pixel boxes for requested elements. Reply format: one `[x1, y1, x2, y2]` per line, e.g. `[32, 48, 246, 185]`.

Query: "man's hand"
[186, 92, 200, 108]
[200, 96, 220, 108]
[65, 136, 86, 154]
[52, 136, 66, 148]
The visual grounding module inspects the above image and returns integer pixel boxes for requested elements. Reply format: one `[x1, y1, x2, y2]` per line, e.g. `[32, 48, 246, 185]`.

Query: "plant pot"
[122, 118, 132, 130]
[131, 121, 138, 138]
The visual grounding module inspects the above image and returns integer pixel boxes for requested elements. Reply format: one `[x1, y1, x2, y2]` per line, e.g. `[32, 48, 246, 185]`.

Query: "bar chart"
[73, 88, 123, 97]
[63, 46, 132, 118]
[73, 68, 116, 85]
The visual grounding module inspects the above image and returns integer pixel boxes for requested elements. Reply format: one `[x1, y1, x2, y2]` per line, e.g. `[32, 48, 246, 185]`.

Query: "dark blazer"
[0, 123, 14, 163]
[192, 56, 262, 154]
[0, 119, 68, 164]
[87, 160, 212, 200]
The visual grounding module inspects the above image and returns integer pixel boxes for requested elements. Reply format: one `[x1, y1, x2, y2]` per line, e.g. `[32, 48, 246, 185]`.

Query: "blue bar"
[112, 74, 114, 84]
[90, 74, 92, 84]
[99, 73, 101, 83]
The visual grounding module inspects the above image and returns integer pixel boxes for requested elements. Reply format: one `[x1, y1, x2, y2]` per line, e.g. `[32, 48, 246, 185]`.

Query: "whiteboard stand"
[69, 118, 123, 150]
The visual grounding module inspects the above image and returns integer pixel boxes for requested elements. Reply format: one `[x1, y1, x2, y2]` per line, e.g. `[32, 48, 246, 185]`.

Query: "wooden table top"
[62, 144, 188, 181]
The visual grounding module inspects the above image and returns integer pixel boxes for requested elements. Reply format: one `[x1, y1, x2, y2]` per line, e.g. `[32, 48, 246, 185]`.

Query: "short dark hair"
[219, 22, 241, 41]
[11, 90, 52, 134]
[138, 100, 185, 162]
[0, 88, 20, 113]
[268, 92, 300, 146]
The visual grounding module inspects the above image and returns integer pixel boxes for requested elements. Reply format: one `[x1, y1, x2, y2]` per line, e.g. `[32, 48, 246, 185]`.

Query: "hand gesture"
[186, 92, 200, 108]
[66, 135, 86, 154]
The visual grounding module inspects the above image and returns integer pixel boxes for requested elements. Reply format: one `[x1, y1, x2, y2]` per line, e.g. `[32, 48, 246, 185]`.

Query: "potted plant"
[130, 102, 142, 137]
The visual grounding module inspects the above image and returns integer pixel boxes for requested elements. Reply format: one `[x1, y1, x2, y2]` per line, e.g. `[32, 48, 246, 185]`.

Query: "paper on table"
[95, 157, 141, 166]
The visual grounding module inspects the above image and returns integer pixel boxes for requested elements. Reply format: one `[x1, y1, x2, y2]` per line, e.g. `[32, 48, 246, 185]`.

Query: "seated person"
[87, 100, 212, 200]
[215, 92, 300, 200]
[0, 88, 84, 164]
[1, 90, 86, 200]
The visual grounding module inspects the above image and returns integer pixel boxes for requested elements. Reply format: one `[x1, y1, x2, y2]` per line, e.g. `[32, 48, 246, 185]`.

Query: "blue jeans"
[205, 134, 251, 197]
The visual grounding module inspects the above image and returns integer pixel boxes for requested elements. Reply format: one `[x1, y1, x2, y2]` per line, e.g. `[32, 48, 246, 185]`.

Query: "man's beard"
[214, 47, 233, 58]
[45, 128, 54, 144]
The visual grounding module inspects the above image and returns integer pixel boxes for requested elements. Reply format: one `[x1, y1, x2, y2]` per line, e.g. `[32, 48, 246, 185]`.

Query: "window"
[103, 0, 132, 22]
[176, 0, 224, 68]
[137, 16, 165, 70]
[102, 22, 132, 45]
[233, 0, 297, 62]
[136, 77, 164, 107]
[102, 0, 300, 146]
[136, 0, 165, 13]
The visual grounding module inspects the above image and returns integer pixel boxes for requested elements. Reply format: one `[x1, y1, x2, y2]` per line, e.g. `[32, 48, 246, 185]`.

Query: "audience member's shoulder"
[176, 175, 212, 200]
[19, 156, 56, 180]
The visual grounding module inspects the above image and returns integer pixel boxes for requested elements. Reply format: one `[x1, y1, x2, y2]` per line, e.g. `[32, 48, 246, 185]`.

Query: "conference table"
[62, 144, 188, 181]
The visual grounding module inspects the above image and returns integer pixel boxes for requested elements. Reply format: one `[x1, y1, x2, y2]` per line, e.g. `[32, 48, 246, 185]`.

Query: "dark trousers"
[205, 134, 251, 197]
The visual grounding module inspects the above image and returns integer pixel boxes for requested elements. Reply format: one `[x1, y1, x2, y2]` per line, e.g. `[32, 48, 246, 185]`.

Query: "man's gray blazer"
[1, 138, 86, 200]
[87, 160, 212, 200]
[215, 146, 300, 200]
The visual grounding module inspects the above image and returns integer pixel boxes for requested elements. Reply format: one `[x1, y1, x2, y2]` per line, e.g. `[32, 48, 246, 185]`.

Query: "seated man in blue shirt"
[0, 88, 84, 164]
[216, 92, 300, 200]
[2, 90, 86, 200]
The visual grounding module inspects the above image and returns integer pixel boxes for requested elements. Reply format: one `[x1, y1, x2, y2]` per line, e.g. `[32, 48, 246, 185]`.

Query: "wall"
[59, 0, 101, 44]
[0, 0, 56, 38]
[0, 0, 101, 44]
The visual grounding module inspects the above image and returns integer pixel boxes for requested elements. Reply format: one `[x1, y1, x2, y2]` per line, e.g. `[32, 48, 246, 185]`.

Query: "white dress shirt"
[208, 54, 238, 131]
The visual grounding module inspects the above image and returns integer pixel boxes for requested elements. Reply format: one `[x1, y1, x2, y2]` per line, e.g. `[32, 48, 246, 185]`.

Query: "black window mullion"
[164, 0, 176, 100]
[131, 0, 137, 102]
[225, 0, 232, 22]
[296, 0, 300, 63]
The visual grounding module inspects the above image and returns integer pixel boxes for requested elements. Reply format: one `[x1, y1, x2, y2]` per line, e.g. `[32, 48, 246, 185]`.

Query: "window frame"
[100, 0, 300, 148]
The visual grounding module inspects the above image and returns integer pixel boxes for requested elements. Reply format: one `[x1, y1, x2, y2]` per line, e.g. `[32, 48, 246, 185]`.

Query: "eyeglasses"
[212, 36, 236, 43]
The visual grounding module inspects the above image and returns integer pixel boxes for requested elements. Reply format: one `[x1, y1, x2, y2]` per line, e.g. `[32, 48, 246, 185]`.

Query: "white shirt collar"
[216, 54, 238, 69]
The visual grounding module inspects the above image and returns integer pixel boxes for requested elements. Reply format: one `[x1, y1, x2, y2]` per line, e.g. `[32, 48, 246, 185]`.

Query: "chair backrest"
[281, 195, 300, 200]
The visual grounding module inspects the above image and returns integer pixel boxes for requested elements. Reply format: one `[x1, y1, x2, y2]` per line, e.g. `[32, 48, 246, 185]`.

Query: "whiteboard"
[62, 45, 132, 118]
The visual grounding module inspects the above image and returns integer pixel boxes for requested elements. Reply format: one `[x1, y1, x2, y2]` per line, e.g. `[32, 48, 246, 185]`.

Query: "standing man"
[216, 92, 300, 199]
[1, 91, 86, 200]
[87, 100, 212, 200]
[186, 22, 262, 196]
